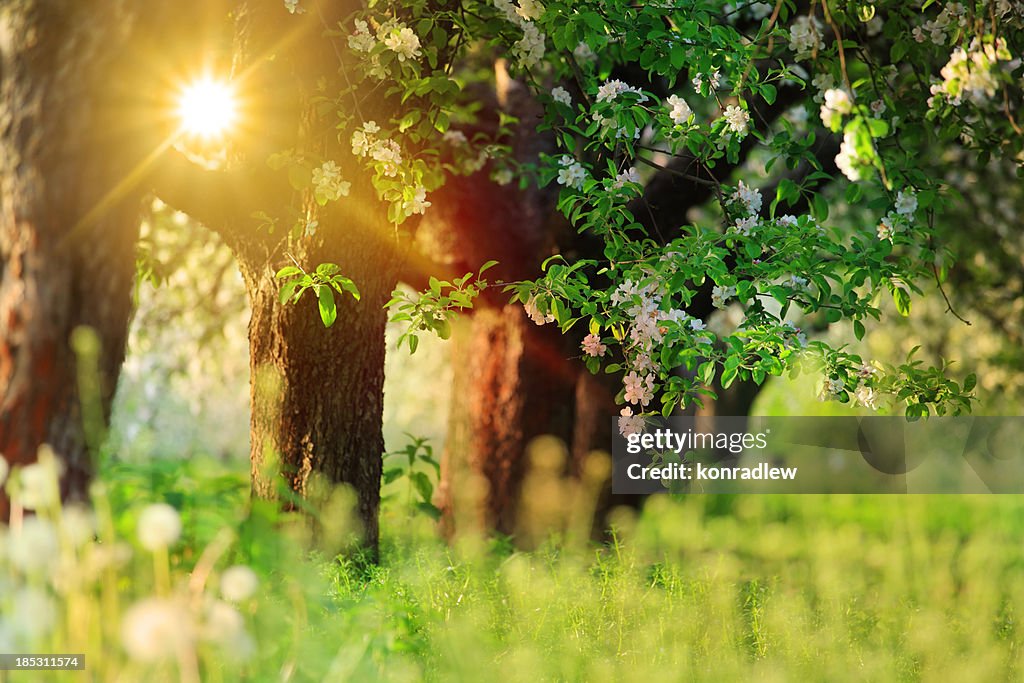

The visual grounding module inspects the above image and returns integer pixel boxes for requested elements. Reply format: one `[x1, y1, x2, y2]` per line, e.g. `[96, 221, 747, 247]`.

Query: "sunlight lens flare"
[177, 76, 237, 139]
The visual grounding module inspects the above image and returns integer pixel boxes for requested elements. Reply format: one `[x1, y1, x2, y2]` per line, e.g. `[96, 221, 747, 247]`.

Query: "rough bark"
[238, 202, 396, 554]
[439, 305, 576, 535]
[0, 0, 146, 517]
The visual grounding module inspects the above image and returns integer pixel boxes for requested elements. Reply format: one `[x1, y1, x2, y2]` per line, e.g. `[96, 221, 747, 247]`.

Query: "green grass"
[4, 455, 1024, 681]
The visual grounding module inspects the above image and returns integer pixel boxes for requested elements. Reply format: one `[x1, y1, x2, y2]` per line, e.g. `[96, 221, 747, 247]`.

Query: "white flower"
[835, 131, 869, 182]
[877, 213, 896, 241]
[826, 377, 845, 395]
[870, 99, 887, 117]
[894, 190, 918, 216]
[581, 333, 607, 358]
[312, 161, 350, 203]
[221, 565, 260, 602]
[722, 105, 750, 135]
[855, 383, 878, 409]
[402, 186, 431, 216]
[514, 22, 546, 67]
[596, 79, 646, 104]
[666, 94, 692, 125]
[370, 139, 403, 177]
[611, 167, 641, 190]
[733, 215, 758, 235]
[811, 73, 835, 102]
[556, 160, 587, 190]
[730, 180, 762, 215]
[618, 407, 645, 437]
[284, 0, 301, 14]
[692, 70, 721, 93]
[348, 19, 376, 52]
[819, 88, 852, 129]
[574, 42, 597, 62]
[712, 285, 736, 308]
[551, 86, 572, 105]
[516, 0, 544, 21]
[789, 16, 824, 60]
[689, 318, 707, 332]
[493, 168, 515, 185]
[778, 214, 798, 227]
[136, 503, 182, 551]
[623, 372, 655, 407]
[382, 26, 422, 62]
[121, 598, 195, 662]
[523, 297, 554, 325]
[60, 505, 95, 547]
[788, 275, 808, 288]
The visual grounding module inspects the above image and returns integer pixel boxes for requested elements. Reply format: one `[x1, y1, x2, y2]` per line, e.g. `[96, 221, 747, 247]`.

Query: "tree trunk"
[238, 222, 396, 555]
[0, 1, 145, 518]
[439, 304, 576, 535]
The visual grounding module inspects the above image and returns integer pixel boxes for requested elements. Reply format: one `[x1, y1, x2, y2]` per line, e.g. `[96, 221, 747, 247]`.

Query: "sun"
[177, 76, 237, 139]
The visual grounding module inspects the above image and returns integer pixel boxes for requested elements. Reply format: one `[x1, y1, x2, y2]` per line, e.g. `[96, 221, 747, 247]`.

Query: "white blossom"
[581, 333, 607, 358]
[618, 407, 645, 437]
[722, 105, 750, 135]
[712, 285, 736, 309]
[819, 88, 853, 129]
[574, 42, 597, 62]
[623, 371, 655, 407]
[516, 0, 545, 21]
[894, 190, 918, 216]
[348, 19, 376, 53]
[382, 26, 422, 62]
[611, 167, 641, 190]
[666, 94, 692, 125]
[789, 16, 824, 60]
[855, 383, 878, 409]
[556, 157, 587, 190]
[730, 180, 762, 215]
[596, 79, 647, 104]
[402, 186, 431, 216]
[6, 517, 59, 574]
[312, 161, 351, 203]
[551, 86, 572, 105]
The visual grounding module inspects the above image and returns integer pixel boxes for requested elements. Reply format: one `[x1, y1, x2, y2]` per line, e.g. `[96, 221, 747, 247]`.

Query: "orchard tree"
[5, 0, 1023, 551]
[390, 0, 1024, 530]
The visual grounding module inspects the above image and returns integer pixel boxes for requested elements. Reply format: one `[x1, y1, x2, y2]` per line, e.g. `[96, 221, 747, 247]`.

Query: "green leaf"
[892, 286, 911, 317]
[276, 266, 302, 279]
[411, 471, 434, 504]
[317, 286, 337, 328]
[279, 280, 300, 305]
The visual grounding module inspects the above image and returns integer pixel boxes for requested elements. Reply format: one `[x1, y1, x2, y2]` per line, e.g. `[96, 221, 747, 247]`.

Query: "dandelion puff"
[121, 598, 195, 662]
[136, 503, 182, 551]
[220, 565, 259, 602]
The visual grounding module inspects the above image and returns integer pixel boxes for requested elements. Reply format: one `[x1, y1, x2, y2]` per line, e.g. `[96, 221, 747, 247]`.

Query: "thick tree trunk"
[439, 304, 576, 535]
[0, 1, 144, 517]
[141, 0, 403, 555]
[239, 227, 396, 554]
